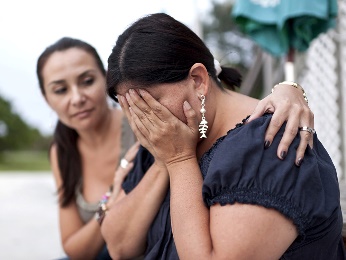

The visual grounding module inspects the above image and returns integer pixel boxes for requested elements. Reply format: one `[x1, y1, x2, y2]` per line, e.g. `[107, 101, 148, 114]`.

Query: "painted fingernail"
[280, 151, 287, 160]
[264, 140, 270, 149]
[297, 158, 303, 166]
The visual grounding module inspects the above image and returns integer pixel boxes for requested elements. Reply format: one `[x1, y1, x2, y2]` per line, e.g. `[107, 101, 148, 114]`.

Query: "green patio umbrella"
[232, 0, 338, 80]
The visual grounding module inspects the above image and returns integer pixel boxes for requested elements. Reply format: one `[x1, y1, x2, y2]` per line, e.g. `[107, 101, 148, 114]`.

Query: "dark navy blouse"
[122, 114, 345, 259]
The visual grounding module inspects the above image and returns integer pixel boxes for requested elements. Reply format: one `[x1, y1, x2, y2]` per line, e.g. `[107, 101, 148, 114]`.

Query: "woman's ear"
[188, 63, 210, 96]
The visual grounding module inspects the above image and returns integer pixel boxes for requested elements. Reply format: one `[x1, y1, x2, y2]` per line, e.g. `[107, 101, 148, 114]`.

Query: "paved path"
[0, 172, 66, 260]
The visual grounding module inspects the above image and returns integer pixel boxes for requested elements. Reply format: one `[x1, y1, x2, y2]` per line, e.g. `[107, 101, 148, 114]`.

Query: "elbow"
[101, 216, 124, 258]
[107, 250, 122, 260]
[62, 243, 85, 260]
[101, 217, 145, 259]
[61, 238, 98, 260]
[101, 238, 126, 260]
[103, 239, 121, 260]
[61, 240, 74, 259]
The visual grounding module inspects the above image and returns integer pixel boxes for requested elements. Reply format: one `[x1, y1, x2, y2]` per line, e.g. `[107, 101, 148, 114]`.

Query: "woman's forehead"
[117, 82, 156, 94]
[116, 82, 142, 95]
[116, 81, 185, 100]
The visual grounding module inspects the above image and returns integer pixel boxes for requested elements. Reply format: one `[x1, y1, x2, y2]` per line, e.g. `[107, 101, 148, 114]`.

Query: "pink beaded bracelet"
[95, 191, 111, 225]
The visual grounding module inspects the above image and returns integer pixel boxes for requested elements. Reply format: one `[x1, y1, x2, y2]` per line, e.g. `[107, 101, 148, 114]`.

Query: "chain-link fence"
[259, 0, 346, 180]
[297, 0, 346, 180]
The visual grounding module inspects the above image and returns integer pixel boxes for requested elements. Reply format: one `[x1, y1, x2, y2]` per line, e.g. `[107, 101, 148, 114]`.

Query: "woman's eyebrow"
[78, 69, 96, 79]
[47, 79, 65, 87]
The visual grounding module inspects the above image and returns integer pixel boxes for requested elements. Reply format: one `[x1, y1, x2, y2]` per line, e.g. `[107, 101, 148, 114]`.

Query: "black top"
[122, 114, 345, 259]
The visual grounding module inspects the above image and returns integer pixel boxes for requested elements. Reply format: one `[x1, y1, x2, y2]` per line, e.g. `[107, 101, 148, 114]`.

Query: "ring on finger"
[299, 126, 315, 134]
[120, 158, 129, 169]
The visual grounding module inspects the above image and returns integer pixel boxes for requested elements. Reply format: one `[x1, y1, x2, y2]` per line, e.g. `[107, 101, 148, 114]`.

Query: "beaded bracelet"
[272, 81, 309, 104]
[95, 191, 111, 225]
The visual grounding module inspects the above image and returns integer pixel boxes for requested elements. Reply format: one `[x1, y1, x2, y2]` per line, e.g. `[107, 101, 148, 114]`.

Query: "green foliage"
[0, 150, 50, 171]
[201, 0, 265, 98]
[202, 0, 256, 76]
[0, 95, 52, 152]
[203, 1, 237, 36]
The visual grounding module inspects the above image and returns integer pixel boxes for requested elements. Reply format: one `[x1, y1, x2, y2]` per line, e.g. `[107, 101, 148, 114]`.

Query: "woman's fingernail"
[183, 101, 191, 109]
[264, 140, 270, 149]
[280, 151, 287, 160]
[139, 89, 146, 96]
[120, 95, 126, 104]
[125, 93, 131, 101]
[297, 158, 303, 166]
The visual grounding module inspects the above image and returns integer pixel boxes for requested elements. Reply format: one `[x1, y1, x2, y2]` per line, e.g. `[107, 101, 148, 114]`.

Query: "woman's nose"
[71, 88, 86, 106]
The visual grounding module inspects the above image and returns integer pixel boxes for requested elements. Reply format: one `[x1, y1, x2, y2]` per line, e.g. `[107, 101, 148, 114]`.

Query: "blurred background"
[0, 0, 345, 259]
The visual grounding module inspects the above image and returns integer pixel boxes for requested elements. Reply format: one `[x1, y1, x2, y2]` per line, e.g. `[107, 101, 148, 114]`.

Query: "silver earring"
[199, 94, 208, 138]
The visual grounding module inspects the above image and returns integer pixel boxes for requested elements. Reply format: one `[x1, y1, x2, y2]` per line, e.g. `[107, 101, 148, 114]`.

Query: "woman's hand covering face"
[118, 82, 314, 168]
[118, 89, 199, 167]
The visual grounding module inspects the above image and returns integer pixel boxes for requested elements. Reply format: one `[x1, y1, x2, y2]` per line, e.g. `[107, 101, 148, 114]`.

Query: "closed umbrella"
[232, 0, 338, 80]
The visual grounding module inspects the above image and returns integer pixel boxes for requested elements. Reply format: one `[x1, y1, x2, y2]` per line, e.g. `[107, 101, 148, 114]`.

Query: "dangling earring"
[198, 94, 208, 138]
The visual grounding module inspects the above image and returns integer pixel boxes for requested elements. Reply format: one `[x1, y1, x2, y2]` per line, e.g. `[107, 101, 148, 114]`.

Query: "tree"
[201, 0, 265, 98]
[0, 95, 51, 152]
[202, 1, 257, 74]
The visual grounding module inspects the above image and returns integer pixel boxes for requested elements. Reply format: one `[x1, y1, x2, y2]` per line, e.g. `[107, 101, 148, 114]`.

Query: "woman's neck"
[77, 107, 120, 149]
[197, 89, 258, 159]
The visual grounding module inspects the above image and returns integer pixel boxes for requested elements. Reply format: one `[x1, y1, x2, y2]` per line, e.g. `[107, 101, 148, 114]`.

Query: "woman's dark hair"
[36, 37, 106, 207]
[107, 13, 242, 101]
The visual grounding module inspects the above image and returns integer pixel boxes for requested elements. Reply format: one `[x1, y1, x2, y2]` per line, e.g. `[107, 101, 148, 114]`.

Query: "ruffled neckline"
[199, 115, 250, 165]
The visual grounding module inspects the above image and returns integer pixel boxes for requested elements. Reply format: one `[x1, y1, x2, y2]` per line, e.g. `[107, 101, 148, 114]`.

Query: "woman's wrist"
[95, 190, 112, 225]
[165, 156, 198, 176]
[272, 81, 309, 104]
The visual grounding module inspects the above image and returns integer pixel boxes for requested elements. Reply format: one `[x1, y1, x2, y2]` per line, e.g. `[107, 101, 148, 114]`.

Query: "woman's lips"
[72, 108, 94, 119]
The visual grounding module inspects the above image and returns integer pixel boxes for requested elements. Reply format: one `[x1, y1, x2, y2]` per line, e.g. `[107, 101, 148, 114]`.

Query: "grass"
[0, 150, 51, 171]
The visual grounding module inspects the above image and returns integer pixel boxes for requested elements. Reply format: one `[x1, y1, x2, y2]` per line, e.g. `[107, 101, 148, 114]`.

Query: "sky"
[0, 0, 212, 136]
